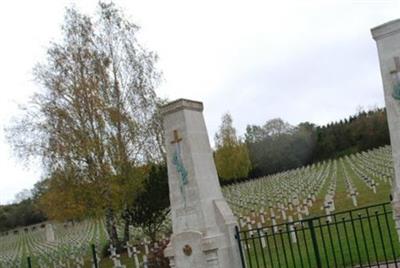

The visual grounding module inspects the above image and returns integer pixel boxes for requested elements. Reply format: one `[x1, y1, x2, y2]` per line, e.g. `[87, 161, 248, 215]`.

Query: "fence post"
[307, 219, 322, 268]
[235, 225, 246, 268]
[91, 244, 98, 268]
[27, 256, 32, 268]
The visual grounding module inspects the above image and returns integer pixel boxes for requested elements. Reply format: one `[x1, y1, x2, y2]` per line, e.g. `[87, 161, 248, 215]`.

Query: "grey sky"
[0, 0, 398, 204]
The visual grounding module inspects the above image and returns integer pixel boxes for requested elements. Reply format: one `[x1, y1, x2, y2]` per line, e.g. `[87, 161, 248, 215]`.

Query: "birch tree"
[6, 2, 164, 245]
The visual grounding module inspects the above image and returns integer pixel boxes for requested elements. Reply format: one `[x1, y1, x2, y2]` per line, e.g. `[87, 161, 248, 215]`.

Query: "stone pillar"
[371, 19, 400, 239]
[161, 99, 241, 268]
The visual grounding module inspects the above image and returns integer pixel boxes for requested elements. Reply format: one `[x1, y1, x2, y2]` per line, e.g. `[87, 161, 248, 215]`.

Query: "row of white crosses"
[106, 236, 171, 268]
[339, 158, 359, 207]
[0, 145, 395, 266]
[224, 160, 333, 230]
[346, 155, 378, 193]
[0, 214, 172, 267]
[223, 145, 396, 232]
[0, 225, 28, 266]
[231, 146, 395, 250]
[321, 160, 337, 222]
[352, 147, 394, 187]
[0, 219, 105, 267]
[340, 146, 395, 208]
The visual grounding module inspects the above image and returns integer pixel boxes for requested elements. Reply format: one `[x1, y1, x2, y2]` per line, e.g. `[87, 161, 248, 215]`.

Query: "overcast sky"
[0, 0, 399, 204]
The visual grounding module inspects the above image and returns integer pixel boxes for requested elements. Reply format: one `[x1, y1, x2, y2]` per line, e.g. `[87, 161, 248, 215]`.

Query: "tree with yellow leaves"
[6, 3, 164, 246]
[214, 113, 251, 182]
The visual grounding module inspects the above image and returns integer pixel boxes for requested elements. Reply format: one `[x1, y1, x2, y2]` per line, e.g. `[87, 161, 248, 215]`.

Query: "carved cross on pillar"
[391, 57, 400, 100]
[171, 130, 182, 145]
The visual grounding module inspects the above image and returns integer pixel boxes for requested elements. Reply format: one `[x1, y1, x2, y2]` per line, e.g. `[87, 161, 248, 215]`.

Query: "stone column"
[161, 99, 241, 268]
[371, 19, 400, 239]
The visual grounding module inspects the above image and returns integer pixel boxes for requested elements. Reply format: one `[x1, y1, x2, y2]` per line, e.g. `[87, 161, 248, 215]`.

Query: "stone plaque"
[182, 245, 192, 256]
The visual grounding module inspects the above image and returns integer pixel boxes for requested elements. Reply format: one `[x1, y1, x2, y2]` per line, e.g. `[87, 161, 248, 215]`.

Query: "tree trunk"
[123, 216, 130, 242]
[106, 208, 119, 246]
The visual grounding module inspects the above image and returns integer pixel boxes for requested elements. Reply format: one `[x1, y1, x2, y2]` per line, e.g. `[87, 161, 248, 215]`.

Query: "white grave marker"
[45, 223, 55, 242]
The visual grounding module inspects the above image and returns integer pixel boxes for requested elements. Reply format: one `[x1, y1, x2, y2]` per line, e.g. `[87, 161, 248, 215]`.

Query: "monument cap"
[161, 99, 203, 116]
[371, 18, 400, 40]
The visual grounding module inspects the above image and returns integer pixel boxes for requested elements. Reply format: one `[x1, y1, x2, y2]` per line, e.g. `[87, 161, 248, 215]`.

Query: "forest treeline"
[0, 199, 46, 232]
[245, 107, 390, 179]
[0, 107, 390, 231]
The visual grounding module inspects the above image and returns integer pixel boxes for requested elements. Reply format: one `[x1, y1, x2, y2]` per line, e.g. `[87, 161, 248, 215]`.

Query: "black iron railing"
[235, 202, 400, 268]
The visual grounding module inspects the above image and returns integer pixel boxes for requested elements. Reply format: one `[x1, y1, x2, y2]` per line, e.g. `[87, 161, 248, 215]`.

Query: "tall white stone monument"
[372, 19, 400, 238]
[162, 99, 241, 268]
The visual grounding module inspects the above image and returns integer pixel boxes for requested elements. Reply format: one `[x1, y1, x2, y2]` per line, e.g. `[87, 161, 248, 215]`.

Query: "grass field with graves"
[223, 145, 397, 267]
[224, 145, 394, 225]
[0, 145, 396, 267]
[0, 217, 172, 267]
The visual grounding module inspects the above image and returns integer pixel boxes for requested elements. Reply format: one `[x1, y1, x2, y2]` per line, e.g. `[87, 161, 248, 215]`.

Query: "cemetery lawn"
[242, 207, 400, 267]
[230, 146, 399, 267]
[83, 253, 136, 268]
[0, 146, 397, 267]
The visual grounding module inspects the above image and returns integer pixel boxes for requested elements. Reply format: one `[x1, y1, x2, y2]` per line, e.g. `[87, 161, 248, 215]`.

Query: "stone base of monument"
[164, 200, 240, 268]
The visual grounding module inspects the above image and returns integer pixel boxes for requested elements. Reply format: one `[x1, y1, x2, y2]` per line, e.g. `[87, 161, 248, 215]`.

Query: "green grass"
[1, 146, 397, 267]
[84, 253, 139, 268]
[239, 203, 400, 268]
[238, 151, 400, 268]
[17, 251, 141, 268]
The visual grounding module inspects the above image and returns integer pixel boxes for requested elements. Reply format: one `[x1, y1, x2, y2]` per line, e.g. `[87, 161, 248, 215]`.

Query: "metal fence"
[21, 241, 166, 268]
[235, 202, 400, 268]
[23, 244, 99, 268]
